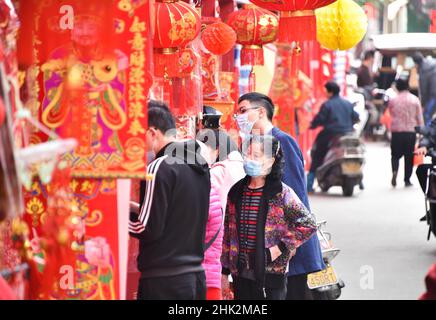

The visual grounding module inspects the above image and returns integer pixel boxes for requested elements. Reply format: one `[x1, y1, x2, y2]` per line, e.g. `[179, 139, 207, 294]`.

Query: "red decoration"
[153, 0, 201, 77]
[201, 21, 236, 56]
[0, 98, 5, 126]
[249, 0, 337, 42]
[227, 5, 278, 66]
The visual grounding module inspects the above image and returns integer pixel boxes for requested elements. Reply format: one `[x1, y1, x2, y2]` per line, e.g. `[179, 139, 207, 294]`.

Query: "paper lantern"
[201, 22, 236, 56]
[316, 0, 368, 50]
[249, 0, 337, 43]
[227, 6, 278, 66]
[153, 0, 201, 77]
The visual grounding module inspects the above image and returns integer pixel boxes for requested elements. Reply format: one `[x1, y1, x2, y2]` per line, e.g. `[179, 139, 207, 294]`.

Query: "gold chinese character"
[130, 51, 146, 68]
[129, 68, 145, 84]
[129, 84, 146, 101]
[129, 101, 145, 119]
[129, 33, 146, 51]
[128, 119, 145, 136]
[129, 16, 146, 33]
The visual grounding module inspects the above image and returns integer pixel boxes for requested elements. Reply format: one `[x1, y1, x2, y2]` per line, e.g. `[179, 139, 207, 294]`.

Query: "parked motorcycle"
[315, 133, 365, 197]
[356, 86, 390, 141]
[308, 220, 345, 300]
[415, 125, 436, 240]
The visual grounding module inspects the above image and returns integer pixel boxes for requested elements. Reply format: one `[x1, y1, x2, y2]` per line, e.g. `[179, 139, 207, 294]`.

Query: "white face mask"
[235, 113, 258, 135]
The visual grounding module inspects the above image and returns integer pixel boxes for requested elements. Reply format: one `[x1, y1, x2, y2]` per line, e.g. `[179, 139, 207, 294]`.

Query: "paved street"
[309, 141, 436, 300]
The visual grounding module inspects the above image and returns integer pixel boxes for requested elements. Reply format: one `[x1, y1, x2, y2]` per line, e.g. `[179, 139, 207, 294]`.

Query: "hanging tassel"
[248, 69, 256, 92]
[241, 45, 264, 66]
[153, 48, 179, 78]
[278, 11, 317, 43]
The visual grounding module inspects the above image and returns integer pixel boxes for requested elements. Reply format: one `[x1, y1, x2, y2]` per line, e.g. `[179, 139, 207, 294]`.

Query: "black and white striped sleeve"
[129, 156, 172, 240]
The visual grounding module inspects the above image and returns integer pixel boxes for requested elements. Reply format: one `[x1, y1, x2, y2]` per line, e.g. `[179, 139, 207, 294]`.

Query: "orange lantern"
[201, 21, 236, 56]
[153, 0, 201, 77]
[227, 6, 278, 66]
[249, 0, 337, 43]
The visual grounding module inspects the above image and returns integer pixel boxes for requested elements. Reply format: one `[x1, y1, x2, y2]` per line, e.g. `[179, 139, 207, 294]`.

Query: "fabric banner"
[23, 176, 122, 300]
[21, 0, 152, 179]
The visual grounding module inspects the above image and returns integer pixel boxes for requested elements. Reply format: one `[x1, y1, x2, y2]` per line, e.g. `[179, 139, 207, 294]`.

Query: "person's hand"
[414, 147, 427, 156]
[221, 275, 234, 300]
[130, 201, 140, 214]
[221, 274, 230, 291]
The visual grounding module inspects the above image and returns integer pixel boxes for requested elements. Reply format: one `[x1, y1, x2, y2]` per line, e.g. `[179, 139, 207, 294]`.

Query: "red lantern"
[227, 6, 278, 66]
[153, 0, 201, 77]
[249, 0, 337, 42]
[201, 21, 236, 56]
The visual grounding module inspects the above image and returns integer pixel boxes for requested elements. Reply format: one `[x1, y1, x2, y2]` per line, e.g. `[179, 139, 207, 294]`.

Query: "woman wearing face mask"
[221, 135, 317, 300]
[197, 128, 246, 300]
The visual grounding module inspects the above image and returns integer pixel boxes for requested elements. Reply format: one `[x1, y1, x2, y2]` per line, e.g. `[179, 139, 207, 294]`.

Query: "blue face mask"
[243, 159, 263, 177]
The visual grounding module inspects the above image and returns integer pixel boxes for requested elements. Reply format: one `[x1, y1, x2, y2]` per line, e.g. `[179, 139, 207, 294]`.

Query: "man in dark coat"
[413, 52, 436, 125]
[235, 92, 325, 300]
[307, 81, 360, 192]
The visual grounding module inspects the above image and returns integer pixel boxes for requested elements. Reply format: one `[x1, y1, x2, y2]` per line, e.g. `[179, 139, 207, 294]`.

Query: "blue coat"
[310, 95, 359, 134]
[271, 127, 326, 276]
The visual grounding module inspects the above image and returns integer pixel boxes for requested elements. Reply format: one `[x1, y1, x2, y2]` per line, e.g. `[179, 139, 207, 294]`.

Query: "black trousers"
[416, 164, 436, 234]
[390, 132, 416, 182]
[416, 164, 432, 193]
[286, 273, 314, 300]
[310, 130, 338, 173]
[233, 277, 287, 300]
[137, 271, 206, 300]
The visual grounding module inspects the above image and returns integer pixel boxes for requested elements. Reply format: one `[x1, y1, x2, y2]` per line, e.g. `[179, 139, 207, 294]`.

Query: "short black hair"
[325, 81, 340, 96]
[197, 128, 239, 162]
[395, 78, 409, 91]
[238, 92, 275, 121]
[148, 100, 176, 134]
[243, 135, 283, 181]
[149, 99, 171, 112]
[412, 52, 424, 65]
[363, 50, 375, 61]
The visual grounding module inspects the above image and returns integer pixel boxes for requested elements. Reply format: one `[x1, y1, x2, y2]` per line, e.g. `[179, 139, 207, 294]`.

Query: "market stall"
[0, 0, 368, 299]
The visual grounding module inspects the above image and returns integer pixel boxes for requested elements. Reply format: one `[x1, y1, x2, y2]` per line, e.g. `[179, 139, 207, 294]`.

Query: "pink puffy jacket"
[202, 152, 245, 289]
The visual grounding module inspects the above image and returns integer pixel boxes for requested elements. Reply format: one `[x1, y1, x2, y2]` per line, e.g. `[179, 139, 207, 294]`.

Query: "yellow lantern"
[316, 0, 368, 51]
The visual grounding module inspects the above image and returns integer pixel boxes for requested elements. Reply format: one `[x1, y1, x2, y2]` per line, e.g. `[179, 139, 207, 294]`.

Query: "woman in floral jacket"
[221, 135, 317, 300]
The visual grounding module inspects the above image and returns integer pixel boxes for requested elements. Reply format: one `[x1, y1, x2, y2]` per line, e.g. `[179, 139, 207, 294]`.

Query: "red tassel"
[248, 70, 256, 92]
[153, 49, 179, 78]
[278, 14, 317, 43]
[241, 45, 264, 66]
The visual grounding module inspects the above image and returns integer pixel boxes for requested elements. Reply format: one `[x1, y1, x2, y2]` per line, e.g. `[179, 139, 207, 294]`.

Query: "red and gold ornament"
[249, 0, 337, 43]
[153, 0, 201, 77]
[227, 6, 278, 66]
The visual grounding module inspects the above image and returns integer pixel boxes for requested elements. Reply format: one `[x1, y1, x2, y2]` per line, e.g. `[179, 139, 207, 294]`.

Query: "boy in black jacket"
[129, 102, 210, 300]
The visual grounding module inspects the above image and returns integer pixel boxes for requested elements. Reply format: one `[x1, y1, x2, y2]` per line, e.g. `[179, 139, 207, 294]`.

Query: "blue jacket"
[310, 95, 359, 134]
[271, 127, 325, 276]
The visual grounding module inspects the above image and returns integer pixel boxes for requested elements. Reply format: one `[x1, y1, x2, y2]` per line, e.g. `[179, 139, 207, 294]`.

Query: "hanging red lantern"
[227, 6, 278, 66]
[153, 0, 201, 77]
[201, 21, 236, 56]
[249, 0, 337, 43]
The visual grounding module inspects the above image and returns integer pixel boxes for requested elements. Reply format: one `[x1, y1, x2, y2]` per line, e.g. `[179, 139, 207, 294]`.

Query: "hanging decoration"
[227, 5, 278, 66]
[201, 21, 236, 56]
[18, 0, 152, 179]
[316, 0, 368, 51]
[249, 0, 337, 43]
[153, 0, 201, 77]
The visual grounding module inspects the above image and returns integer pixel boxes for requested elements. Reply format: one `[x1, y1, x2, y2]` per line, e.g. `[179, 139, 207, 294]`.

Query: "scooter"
[308, 220, 345, 300]
[415, 126, 436, 240]
[315, 133, 365, 197]
[355, 86, 391, 141]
